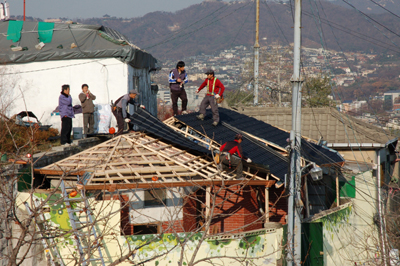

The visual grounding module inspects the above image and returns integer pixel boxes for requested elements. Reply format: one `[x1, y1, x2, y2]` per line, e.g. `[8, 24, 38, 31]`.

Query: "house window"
[144, 189, 167, 207]
[133, 224, 159, 235]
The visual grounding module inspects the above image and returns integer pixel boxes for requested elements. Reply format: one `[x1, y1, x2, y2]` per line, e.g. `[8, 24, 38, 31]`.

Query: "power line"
[143, 2, 253, 50]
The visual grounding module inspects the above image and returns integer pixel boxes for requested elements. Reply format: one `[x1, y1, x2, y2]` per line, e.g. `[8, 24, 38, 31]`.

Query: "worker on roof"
[219, 134, 252, 179]
[112, 89, 145, 136]
[169, 61, 189, 116]
[196, 69, 225, 126]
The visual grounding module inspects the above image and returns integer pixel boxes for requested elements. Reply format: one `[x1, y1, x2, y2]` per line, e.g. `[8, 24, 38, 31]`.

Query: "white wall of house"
[128, 188, 192, 224]
[6, 58, 156, 133]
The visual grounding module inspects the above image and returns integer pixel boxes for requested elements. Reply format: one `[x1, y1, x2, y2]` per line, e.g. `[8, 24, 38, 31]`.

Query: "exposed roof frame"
[34, 132, 268, 189]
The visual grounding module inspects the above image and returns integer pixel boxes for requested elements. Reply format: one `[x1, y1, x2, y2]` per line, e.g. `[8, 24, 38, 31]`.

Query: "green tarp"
[38, 22, 54, 43]
[339, 176, 356, 198]
[7, 21, 23, 42]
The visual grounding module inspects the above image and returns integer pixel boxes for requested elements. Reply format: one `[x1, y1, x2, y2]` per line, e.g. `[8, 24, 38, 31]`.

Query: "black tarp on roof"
[176, 108, 344, 167]
[173, 111, 289, 182]
[130, 108, 211, 156]
[0, 21, 157, 69]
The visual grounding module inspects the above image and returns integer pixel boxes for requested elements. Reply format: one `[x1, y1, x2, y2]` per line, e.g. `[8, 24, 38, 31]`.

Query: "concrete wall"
[16, 192, 284, 266]
[311, 170, 380, 265]
[6, 58, 156, 132]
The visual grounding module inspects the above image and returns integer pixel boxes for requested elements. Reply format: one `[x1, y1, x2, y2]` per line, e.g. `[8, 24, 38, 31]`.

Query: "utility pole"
[23, 0, 25, 21]
[253, 0, 260, 105]
[278, 54, 281, 107]
[287, 0, 303, 264]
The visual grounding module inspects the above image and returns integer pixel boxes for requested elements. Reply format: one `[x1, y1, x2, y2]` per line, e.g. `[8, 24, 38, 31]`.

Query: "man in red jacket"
[219, 134, 252, 179]
[196, 69, 225, 126]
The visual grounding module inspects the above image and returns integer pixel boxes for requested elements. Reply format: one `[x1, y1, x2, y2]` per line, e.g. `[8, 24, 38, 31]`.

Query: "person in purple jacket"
[168, 61, 188, 116]
[59, 84, 75, 145]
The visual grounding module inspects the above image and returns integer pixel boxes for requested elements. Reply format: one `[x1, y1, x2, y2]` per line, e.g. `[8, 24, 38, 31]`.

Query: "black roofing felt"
[176, 108, 344, 167]
[130, 109, 211, 156]
[175, 111, 289, 181]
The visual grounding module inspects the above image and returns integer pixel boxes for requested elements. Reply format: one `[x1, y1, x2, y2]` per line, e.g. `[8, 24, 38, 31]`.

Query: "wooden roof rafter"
[34, 132, 271, 190]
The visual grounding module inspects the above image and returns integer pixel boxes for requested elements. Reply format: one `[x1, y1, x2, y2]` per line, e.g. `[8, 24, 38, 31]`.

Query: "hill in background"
[77, 0, 400, 60]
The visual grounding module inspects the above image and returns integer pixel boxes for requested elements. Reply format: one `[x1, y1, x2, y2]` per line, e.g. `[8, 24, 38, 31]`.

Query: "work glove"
[215, 94, 220, 99]
[140, 105, 145, 109]
[246, 158, 252, 163]
[124, 118, 131, 123]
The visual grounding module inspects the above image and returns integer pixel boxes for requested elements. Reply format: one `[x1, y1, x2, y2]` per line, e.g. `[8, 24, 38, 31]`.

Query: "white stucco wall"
[128, 188, 194, 224]
[6, 58, 156, 133]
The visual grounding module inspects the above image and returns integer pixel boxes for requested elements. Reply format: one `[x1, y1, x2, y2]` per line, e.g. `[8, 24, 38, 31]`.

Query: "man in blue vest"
[196, 69, 225, 126]
[169, 61, 189, 116]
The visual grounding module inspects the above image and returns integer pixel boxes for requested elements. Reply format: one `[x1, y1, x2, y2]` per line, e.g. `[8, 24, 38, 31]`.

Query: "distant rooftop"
[384, 90, 400, 94]
[235, 107, 396, 145]
[0, 21, 158, 69]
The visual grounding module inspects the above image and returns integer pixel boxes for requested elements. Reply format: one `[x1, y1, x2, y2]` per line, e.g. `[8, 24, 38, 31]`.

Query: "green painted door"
[302, 222, 324, 266]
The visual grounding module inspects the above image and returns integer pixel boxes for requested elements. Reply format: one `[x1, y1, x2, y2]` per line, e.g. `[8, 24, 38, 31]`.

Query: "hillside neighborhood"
[1, 0, 400, 266]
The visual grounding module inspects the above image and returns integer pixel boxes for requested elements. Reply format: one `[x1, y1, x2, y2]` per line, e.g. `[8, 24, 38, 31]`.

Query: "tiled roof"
[234, 107, 395, 145]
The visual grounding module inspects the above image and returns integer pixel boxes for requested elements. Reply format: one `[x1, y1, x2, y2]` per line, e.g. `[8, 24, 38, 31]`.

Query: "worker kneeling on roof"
[219, 134, 252, 179]
[112, 89, 145, 136]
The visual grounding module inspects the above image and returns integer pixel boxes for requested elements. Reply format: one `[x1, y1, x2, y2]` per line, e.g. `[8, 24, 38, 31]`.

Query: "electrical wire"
[143, 2, 253, 50]
[300, 0, 398, 258]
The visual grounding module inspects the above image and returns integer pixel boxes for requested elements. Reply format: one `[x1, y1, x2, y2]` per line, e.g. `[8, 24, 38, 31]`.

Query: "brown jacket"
[78, 92, 96, 113]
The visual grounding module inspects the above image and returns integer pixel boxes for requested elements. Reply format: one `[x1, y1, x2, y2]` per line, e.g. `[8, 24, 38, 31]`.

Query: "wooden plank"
[163, 122, 219, 150]
[55, 161, 175, 167]
[101, 137, 121, 171]
[46, 176, 78, 180]
[94, 167, 191, 176]
[90, 172, 198, 181]
[167, 150, 186, 158]
[154, 144, 172, 151]
[124, 136, 210, 179]
[194, 161, 215, 172]
[34, 169, 86, 176]
[84, 180, 276, 190]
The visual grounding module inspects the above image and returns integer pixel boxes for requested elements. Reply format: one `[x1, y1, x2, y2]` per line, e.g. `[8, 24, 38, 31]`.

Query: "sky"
[10, 0, 232, 19]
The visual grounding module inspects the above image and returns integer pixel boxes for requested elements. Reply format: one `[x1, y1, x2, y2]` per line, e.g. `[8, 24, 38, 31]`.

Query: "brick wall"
[114, 185, 288, 236]
[210, 185, 264, 234]
[267, 186, 288, 224]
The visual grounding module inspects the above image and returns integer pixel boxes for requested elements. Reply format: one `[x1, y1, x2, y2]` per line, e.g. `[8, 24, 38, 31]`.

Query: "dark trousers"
[60, 117, 72, 144]
[171, 89, 188, 115]
[83, 113, 94, 135]
[221, 155, 243, 178]
[112, 109, 133, 136]
[199, 95, 219, 123]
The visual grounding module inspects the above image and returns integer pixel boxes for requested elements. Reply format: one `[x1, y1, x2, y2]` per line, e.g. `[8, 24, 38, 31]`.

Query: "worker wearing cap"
[112, 89, 145, 136]
[219, 134, 252, 179]
[169, 61, 189, 116]
[196, 69, 225, 126]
